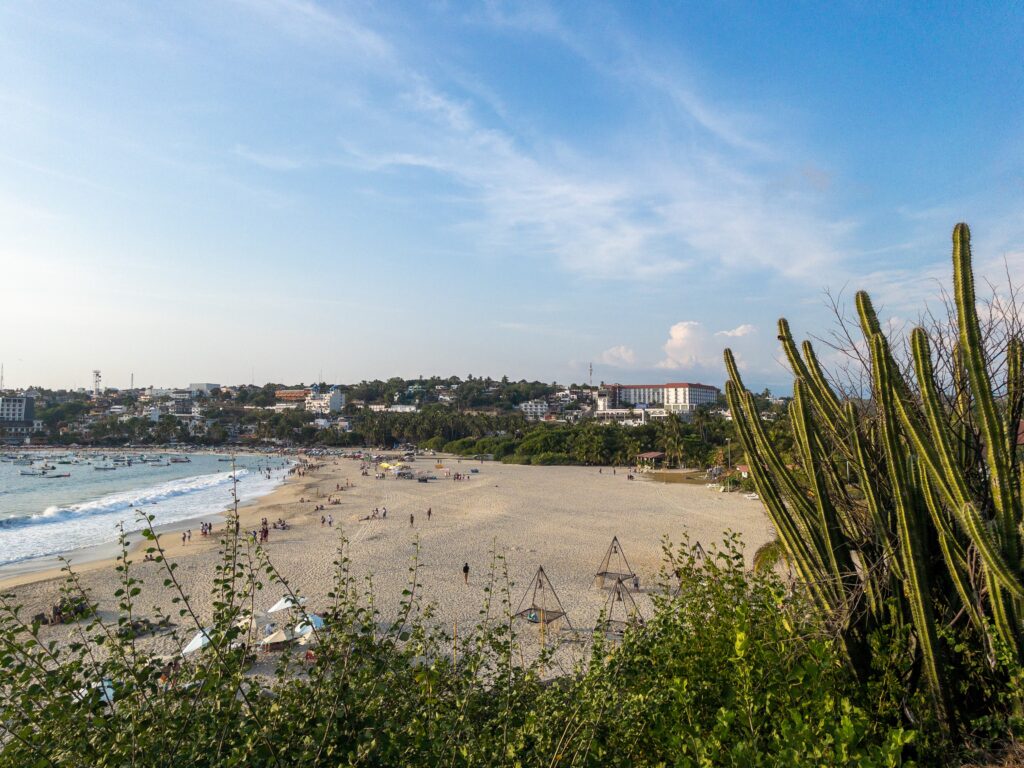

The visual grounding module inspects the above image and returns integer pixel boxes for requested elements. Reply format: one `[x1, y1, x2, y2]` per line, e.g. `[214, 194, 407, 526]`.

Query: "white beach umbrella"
[267, 595, 307, 614]
[182, 628, 213, 655]
[293, 613, 325, 639]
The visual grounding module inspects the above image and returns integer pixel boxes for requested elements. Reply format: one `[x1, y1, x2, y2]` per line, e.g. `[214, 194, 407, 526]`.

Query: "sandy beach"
[0, 455, 773, 663]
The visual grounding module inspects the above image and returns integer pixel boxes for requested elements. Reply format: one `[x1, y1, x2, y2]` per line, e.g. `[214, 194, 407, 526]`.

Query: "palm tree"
[662, 414, 685, 468]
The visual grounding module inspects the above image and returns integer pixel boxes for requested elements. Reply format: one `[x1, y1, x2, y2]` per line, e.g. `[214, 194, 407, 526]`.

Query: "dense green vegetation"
[1, 521, 926, 766]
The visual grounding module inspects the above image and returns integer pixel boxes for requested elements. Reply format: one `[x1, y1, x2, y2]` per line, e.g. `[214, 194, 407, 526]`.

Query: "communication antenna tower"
[93, 369, 102, 397]
[589, 363, 593, 387]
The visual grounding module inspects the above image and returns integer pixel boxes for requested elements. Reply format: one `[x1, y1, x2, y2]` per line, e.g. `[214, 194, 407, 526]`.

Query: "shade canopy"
[294, 613, 325, 638]
[258, 627, 295, 646]
[182, 628, 212, 655]
[267, 595, 307, 614]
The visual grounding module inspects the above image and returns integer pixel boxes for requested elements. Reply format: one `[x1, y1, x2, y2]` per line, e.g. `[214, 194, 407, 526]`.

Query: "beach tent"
[182, 628, 213, 656]
[594, 536, 636, 589]
[258, 627, 296, 651]
[293, 613, 325, 639]
[267, 595, 307, 614]
[597, 578, 644, 640]
[514, 566, 572, 634]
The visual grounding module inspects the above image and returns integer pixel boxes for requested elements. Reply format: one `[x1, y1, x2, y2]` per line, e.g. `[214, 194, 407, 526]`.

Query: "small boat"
[94, 464, 117, 471]
[39, 464, 56, 471]
[13, 459, 33, 466]
[41, 472, 71, 479]
[20, 469, 45, 476]
[169, 456, 191, 463]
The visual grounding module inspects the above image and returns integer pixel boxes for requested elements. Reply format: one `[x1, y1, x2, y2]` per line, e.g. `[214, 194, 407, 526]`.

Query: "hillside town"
[0, 374, 774, 448]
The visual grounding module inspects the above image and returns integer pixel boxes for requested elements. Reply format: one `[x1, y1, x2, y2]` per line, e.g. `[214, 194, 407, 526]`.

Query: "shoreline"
[0, 455, 302, 590]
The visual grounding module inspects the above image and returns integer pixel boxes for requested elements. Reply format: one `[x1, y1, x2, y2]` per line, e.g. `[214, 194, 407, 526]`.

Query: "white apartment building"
[0, 395, 43, 437]
[0, 395, 34, 422]
[663, 382, 721, 414]
[305, 387, 345, 415]
[189, 383, 220, 395]
[519, 399, 550, 420]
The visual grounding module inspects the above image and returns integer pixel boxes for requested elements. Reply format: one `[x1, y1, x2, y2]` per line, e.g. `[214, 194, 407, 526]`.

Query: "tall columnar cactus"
[726, 223, 1024, 733]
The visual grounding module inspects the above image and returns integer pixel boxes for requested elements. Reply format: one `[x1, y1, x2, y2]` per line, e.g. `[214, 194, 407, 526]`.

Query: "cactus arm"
[792, 379, 858, 590]
[1006, 338, 1022, 457]
[724, 377, 832, 612]
[952, 343, 972, 469]
[918, 461, 984, 632]
[952, 223, 1018, 560]
[872, 332, 949, 724]
[894, 327, 1024, 599]
[776, 318, 845, 430]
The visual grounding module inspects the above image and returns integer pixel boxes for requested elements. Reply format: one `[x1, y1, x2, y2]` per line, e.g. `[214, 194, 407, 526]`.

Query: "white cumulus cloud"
[715, 324, 756, 338]
[600, 345, 637, 367]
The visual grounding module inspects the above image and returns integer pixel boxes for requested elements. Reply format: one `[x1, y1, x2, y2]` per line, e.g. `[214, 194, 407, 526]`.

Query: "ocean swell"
[0, 464, 285, 566]
[0, 470, 250, 532]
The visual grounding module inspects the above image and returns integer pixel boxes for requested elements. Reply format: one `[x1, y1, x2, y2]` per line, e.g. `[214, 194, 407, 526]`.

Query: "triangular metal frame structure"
[691, 541, 706, 562]
[594, 536, 636, 588]
[514, 566, 572, 631]
[597, 577, 644, 639]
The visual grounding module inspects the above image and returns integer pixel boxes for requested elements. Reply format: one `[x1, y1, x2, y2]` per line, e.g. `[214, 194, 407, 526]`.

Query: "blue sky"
[1, 1, 1022, 392]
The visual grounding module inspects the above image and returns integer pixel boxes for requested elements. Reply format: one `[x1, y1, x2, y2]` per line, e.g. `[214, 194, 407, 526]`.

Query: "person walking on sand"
[182, 531, 187, 545]
[410, 513, 415, 527]
[427, 508, 432, 522]
[463, 562, 469, 584]
[328, 514, 333, 527]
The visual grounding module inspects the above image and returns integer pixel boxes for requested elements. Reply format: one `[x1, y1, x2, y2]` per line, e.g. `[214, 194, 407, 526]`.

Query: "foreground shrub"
[0, 517, 938, 766]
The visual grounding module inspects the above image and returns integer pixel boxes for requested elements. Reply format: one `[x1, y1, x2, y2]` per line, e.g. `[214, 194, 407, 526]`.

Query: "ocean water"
[0, 452, 290, 566]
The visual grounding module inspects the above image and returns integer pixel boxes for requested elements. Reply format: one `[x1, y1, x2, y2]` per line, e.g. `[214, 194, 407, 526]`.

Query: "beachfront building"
[305, 386, 345, 415]
[663, 383, 720, 414]
[189, 382, 220, 395]
[519, 399, 550, 420]
[0, 394, 35, 422]
[0, 394, 44, 440]
[597, 382, 720, 416]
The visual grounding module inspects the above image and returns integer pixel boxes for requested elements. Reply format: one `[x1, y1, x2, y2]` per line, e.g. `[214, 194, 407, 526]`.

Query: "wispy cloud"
[223, 0, 853, 283]
[232, 144, 307, 171]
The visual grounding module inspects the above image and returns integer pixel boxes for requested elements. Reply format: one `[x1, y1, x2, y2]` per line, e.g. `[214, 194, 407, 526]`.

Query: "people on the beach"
[409, 513, 414, 527]
[427, 508, 432, 521]
[462, 562, 469, 584]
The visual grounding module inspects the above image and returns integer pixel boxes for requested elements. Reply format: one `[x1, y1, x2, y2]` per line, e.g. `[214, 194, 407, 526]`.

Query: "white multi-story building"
[663, 383, 720, 414]
[519, 399, 550, 420]
[189, 383, 220, 395]
[596, 383, 720, 415]
[0, 394, 43, 437]
[305, 387, 345, 415]
[0, 395, 34, 422]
